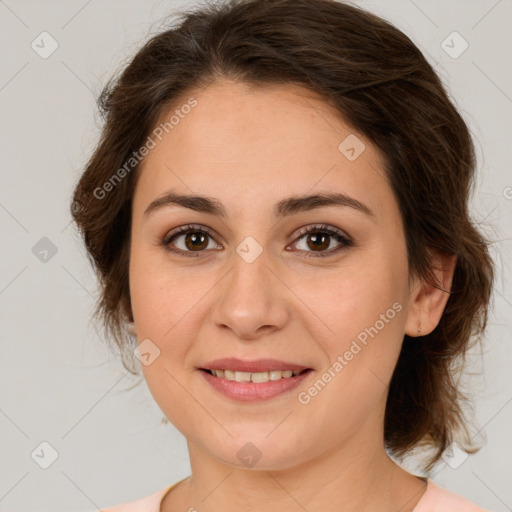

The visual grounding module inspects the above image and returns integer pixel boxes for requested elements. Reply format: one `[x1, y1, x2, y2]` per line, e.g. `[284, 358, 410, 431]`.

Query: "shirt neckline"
[158, 476, 190, 512]
[411, 477, 430, 511]
[158, 476, 432, 511]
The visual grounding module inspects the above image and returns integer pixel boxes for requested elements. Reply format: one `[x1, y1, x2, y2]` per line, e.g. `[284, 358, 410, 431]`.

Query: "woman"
[72, 0, 494, 510]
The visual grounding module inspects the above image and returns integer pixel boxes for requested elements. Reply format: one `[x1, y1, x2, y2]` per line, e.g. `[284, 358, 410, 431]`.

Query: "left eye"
[161, 223, 353, 258]
[289, 224, 353, 258]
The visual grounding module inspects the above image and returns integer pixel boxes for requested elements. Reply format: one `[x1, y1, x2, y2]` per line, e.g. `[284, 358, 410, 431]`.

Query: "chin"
[201, 429, 313, 471]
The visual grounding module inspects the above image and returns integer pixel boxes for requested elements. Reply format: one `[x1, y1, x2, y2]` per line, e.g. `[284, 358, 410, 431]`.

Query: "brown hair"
[71, 0, 494, 471]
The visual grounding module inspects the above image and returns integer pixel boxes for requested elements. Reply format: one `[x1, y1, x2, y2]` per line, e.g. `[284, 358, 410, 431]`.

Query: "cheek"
[129, 255, 199, 427]
[293, 254, 406, 344]
[294, 246, 408, 391]
[128, 251, 216, 399]
[294, 271, 406, 442]
[129, 247, 204, 335]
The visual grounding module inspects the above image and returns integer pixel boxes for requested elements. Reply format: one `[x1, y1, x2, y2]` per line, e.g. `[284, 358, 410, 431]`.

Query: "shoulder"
[97, 485, 173, 512]
[414, 480, 490, 512]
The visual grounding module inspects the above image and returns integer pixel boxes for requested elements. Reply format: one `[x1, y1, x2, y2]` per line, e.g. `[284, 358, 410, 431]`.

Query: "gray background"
[0, 0, 511, 511]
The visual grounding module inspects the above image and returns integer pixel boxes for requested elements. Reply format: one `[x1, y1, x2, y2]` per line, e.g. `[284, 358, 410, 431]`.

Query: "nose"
[209, 244, 290, 342]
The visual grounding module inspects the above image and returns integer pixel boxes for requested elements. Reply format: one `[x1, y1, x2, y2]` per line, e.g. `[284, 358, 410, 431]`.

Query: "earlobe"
[127, 322, 137, 336]
[404, 251, 457, 337]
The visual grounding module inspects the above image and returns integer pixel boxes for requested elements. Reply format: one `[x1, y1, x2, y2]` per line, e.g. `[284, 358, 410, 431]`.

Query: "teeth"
[209, 369, 304, 382]
[250, 372, 268, 383]
[235, 371, 251, 382]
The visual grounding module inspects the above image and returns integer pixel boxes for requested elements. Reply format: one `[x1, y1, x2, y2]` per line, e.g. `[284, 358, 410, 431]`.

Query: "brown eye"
[161, 223, 353, 259]
[305, 232, 331, 251]
[162, 225, 220, 257]
[290, 224, 353, 258]
[182, 231, 209, 251]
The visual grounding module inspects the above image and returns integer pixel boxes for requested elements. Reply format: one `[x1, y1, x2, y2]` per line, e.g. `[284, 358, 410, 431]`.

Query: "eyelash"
[161, 223, 353, 259]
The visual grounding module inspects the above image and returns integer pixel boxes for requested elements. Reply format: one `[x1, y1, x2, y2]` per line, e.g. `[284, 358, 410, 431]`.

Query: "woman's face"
[129, 80, 419, 470]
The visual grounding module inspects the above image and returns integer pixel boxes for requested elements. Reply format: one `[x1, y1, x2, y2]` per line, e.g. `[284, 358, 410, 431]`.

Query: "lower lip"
[200, 370, 313, 402]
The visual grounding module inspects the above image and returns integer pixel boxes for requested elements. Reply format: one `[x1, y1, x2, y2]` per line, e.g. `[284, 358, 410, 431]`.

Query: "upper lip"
[200, 358, 311, 373]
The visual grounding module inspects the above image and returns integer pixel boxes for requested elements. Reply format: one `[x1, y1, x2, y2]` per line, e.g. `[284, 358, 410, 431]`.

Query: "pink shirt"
[98, 478, 490, 511]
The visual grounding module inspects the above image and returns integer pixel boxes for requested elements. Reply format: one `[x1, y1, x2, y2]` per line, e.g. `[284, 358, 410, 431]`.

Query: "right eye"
[161, 224, 222, 257]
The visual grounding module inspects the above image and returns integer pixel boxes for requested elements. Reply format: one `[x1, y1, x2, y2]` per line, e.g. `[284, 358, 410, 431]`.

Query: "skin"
[128, 80, 456, 512]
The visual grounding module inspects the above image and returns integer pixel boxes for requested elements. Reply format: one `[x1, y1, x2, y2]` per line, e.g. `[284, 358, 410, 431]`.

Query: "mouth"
[198, 358, 314, 401]
[200, 368, 311, 383]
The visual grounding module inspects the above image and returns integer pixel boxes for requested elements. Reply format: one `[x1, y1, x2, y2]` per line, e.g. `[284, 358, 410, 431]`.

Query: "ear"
[404, 250, 457, 337]
[127, 322, 138, 336]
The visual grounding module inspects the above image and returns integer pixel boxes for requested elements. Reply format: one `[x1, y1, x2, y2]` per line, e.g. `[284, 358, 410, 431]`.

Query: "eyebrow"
[143, 190, 375, 220]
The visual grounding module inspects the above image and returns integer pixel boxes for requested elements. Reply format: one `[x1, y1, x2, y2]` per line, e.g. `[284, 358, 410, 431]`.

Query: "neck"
[162, 421, 427, 512]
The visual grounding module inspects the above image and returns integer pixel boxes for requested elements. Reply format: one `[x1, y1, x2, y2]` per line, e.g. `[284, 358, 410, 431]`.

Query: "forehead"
[134, 80, 392, 221]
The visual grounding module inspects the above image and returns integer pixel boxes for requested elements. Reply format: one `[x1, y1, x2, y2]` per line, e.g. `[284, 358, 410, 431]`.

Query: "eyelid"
[287, 223, 353, 257]
[161, 223, 353, 258]
[161, 223, 222, 258]
[291, 223, 350, 243]
[162, 223, 219, 245]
